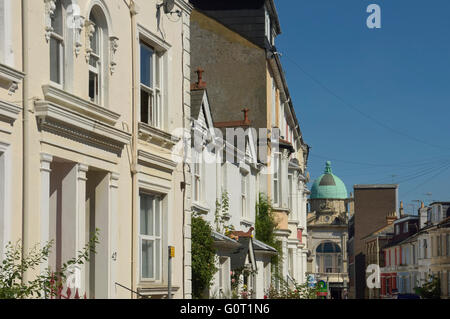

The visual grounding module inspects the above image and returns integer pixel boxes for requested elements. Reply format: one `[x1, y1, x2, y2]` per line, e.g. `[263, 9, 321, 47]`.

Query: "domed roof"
[310, 161, 348, 199]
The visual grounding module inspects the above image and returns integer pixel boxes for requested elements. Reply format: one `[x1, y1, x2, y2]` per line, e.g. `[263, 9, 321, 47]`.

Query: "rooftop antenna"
[412, 200, 421, 215]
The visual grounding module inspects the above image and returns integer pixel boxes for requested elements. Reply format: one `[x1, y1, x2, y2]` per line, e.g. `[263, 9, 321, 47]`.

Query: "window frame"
[88, 17, 103, 104]
[139, 41, 163, 129]
[288, 174, 293, 212]
[193, 155, 201, 203]
[272, 152, 280, 206]
[139, 192, 163, 283]
[240, 171, 249, 219]
[49, 1, 65, 87]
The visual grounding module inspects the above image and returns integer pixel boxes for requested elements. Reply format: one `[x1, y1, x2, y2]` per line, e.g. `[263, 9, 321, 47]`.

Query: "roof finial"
[325, 161, 332, 174]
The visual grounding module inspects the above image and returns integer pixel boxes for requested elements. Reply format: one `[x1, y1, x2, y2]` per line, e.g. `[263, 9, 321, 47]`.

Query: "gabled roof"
[212, 231, 241, 250]
[230, 237, 257, 272]
[253, 239, 278, 256]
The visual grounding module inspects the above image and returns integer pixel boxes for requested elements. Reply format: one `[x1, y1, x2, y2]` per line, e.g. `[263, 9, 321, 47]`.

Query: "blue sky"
[276, 0, 450, 214]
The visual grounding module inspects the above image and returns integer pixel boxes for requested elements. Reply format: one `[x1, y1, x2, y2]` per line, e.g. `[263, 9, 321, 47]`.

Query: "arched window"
[316, 242, 342, 274]
[88, 5, 108, 105]
[50, 0, 64, 85]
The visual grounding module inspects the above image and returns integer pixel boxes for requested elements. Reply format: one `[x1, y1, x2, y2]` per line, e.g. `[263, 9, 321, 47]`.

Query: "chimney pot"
[191, 67, 207, 90]
[242, 108, 250, 125]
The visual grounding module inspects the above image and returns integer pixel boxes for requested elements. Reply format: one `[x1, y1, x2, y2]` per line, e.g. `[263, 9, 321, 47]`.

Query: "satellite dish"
[163, 0, 175, 14]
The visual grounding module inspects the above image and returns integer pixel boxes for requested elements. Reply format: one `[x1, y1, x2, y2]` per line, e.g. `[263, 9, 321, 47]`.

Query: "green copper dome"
[310, 161, 348, 199]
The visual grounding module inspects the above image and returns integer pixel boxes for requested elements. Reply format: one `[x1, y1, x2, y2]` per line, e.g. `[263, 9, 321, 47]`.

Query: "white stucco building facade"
[0, 0, 193, 299]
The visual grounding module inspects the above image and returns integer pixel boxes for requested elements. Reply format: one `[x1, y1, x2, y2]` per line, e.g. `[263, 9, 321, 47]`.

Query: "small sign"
[317, 280, 328, 297]
[169, 246, 175, 258]
[308, 275, 317, 288]
[318, 280, 327, 291]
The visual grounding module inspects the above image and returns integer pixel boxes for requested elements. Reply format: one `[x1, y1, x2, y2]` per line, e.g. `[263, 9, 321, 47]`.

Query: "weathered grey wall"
[190, 10, 268, 130]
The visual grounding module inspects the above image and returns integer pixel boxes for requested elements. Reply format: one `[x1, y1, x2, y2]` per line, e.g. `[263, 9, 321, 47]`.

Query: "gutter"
[21, 0, 29, 268]
[125, 0, 139, 298]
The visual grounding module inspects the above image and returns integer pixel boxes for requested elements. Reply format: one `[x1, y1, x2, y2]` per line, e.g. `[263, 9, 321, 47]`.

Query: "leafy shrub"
[255, 193, 281, 272]
[415, 275, 441, 299]
[0, 229, 99, 299]
[191, 215, 217, 299]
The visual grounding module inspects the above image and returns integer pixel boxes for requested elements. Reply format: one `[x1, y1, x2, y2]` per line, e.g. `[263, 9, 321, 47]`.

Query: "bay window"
[140, 193, 162, 281]
[140, 42, 162, 128]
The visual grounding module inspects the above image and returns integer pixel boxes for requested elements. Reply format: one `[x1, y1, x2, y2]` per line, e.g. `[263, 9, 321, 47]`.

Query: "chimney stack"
[242, 108, 251, 126]
[191, 67, 207, 90]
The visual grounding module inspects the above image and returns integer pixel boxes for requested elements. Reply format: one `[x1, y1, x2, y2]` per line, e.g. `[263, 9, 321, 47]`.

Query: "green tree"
[255, 193, 281, 274]
[191, 215, 217, 299]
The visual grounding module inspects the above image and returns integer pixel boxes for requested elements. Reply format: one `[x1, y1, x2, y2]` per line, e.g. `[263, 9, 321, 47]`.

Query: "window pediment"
[138, 122, 180, 150]
[0, 100, 21, 127]
[35, 99, 130, 154]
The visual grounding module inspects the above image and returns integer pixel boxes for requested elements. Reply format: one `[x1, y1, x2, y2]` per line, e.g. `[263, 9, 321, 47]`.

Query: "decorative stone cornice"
[138, 122, 180, 150]
[0, 63, 25, 95]
[137, 149, 178, 172]
[0, 100, 21, 126]
[35, 100, 131, 155]
[42, 84, 120, 125]
[273, 229, 292, 238]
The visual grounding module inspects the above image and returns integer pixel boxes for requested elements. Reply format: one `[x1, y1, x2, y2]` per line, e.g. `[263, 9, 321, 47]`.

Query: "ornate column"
[40, 153, 53, 273]
[109, 172, 119, 298]
[76, 164, 88, 294]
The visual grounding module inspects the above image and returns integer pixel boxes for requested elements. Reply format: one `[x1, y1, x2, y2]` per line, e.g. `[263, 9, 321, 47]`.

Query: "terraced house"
[189, 0, 310, 290]
[1, 0, 193, 299]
